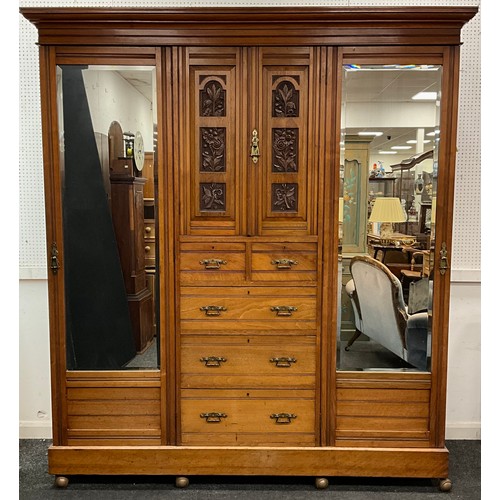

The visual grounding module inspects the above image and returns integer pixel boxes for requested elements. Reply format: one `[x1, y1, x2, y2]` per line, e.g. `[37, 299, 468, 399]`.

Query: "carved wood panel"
[182, 47, 240, 235]
[200, 183, 226, 211]
[180, 47, 316, 236]
[200, 128, 226, 172]
[200, 80, 226, 117]
[272, 128, 298, 173]
[259, 48, 315, 235]
[272, 183, 298, 212]
[273, 80, 300, 118]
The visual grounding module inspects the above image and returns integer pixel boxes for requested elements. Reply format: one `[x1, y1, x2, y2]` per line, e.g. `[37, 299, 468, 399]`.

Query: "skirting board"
[445, 423, 481, 440]
[19, 421, 53, 440]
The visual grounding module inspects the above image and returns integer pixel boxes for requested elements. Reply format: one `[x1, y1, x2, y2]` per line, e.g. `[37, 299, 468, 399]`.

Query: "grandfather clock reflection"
[108, 121, 154, 354]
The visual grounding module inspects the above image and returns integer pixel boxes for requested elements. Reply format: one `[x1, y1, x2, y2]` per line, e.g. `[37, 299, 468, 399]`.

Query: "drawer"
[144, 240, 156, 266]
[180, 388, 315, 446]
[144, 220, 155, 239]
[251, 242, 317, 282]
[180, 286, 317, 332]
[181, 335, 316, 389]
[179, 242, 246, 283]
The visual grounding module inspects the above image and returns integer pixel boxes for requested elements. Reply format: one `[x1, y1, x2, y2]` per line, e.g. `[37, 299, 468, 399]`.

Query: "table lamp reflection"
[369, 197, 407, 240]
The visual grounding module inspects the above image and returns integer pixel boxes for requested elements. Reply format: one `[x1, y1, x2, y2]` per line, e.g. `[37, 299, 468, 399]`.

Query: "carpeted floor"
[19, 439, 480, 499]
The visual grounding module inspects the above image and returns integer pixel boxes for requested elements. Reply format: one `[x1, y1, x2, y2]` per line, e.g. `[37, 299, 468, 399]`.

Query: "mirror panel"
[337, 64, 441, 372]
[57, 64, 159, 370]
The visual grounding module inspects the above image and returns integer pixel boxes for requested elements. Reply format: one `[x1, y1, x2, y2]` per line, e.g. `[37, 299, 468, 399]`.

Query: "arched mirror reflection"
[337, 64, 442, 372]
[56, 64, 159, 370]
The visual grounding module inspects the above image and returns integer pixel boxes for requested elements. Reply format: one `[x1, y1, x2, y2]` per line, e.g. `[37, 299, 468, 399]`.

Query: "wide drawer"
[251, 242, 317, 282]
[180, 388, 315, 446]
[181, 335, 316, 389]
[179, 242, 246, 283]
[180, 286, 317, 332]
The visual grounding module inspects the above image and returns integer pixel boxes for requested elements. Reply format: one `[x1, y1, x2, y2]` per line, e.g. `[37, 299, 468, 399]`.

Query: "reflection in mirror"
[57, 65, 159, 370]
[337, 64, 441, 372]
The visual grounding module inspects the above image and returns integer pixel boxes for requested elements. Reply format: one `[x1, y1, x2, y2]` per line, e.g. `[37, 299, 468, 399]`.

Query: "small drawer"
[181, 335, 316, 389]
[144, 240, 156, 261]
[179, 286, 317, 333]
[180, 388, 315, 446]
[144, 220, 155, 239]
[179, 242, 246, 283]
[251, 242, 317, 282]
[144, 240, 156, 266]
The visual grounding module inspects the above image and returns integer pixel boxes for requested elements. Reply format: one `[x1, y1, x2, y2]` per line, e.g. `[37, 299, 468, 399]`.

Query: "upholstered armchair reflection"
[345, 255, 430, 371]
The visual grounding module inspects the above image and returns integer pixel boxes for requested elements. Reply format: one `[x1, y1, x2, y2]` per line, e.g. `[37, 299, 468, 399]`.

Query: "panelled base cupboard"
[21, 6, 477, 491]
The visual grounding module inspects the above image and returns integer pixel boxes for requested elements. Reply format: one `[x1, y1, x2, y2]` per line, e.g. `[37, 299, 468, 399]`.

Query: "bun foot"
[54, 476, 69, 488]
[439, 478, 452, 492]
[175, 476, 189, 488]
[315, 477, 329, 489]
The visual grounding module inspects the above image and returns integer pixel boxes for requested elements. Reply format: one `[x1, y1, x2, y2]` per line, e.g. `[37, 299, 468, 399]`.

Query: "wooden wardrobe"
[21, 6, 477, 491]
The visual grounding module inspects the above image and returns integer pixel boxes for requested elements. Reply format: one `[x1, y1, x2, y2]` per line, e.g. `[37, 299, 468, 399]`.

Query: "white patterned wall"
[18, 0, 481, 279]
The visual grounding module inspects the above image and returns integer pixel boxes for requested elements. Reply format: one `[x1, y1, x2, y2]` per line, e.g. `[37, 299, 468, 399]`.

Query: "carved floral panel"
[200, 127, 226, 172]
[272, 183, 298, 212]
[200, 80, 226, 117]
[272, 128, 298, 172]
[200, 183, 226, 211]
[272, 80, 299, 117]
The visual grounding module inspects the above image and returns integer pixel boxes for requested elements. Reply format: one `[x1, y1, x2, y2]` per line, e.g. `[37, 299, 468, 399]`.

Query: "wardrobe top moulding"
[20, 7, 477, 47]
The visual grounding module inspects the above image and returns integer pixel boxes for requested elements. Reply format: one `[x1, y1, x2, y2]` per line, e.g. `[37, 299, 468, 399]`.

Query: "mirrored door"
[337, 64, 442, 372]
[56, 64, 159, 370]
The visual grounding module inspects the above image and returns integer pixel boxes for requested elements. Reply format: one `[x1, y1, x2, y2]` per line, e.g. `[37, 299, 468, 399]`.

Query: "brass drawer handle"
[271, 258, 298, 270]
[199, 258, 227, 270]
[200, 412, 227, 423]
[270, 356, 297, 368]
[200, 305, 227, 316]
[270, 413, 297, 424]
[270, 306, 297, 317]
[200, 356, 227, 367]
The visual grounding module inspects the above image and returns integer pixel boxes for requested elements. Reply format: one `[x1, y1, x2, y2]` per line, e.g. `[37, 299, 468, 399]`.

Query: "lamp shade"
[369, 197, 407, 223]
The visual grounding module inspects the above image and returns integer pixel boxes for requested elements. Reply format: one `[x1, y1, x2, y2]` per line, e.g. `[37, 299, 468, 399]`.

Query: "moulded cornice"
[20, 6, 478, 47]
